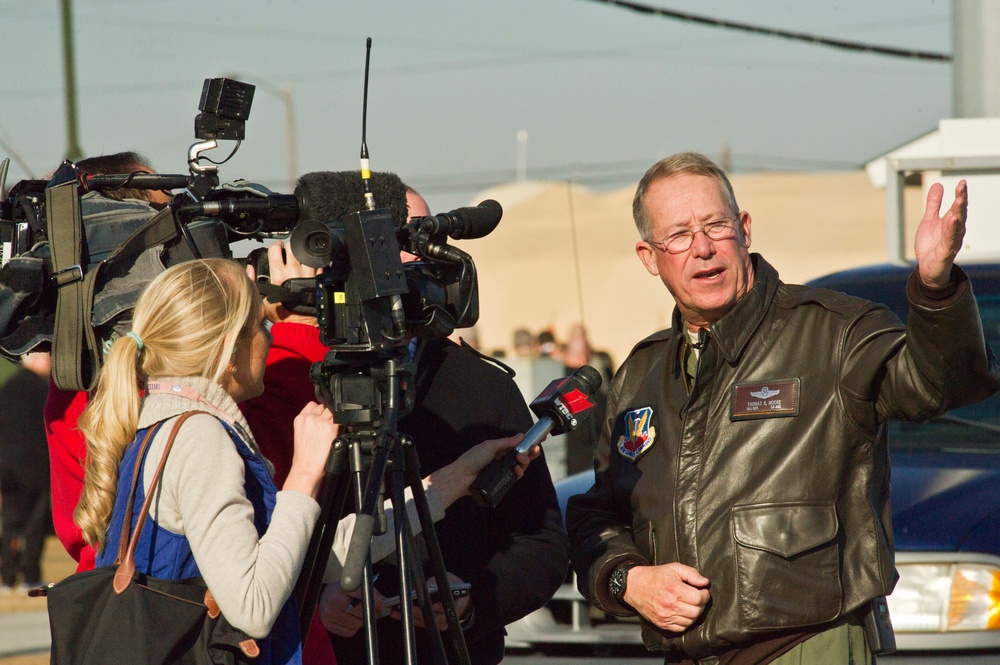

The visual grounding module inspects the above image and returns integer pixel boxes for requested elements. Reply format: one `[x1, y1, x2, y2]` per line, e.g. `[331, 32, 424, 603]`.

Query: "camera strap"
[47, 179, 101, 392]
[46, 182, 179, 392]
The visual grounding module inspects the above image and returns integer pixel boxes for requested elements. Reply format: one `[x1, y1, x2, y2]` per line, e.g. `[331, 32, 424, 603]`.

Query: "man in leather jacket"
[566, 152, 1000, 665]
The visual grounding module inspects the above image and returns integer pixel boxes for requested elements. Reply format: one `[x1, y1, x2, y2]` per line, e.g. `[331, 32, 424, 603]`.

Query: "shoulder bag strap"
[113, 411, 200, 594]
[114, 420, 168, 564]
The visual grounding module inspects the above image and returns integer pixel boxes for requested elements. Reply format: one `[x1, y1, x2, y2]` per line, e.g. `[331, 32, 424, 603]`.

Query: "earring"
[228, 362, 237, 374]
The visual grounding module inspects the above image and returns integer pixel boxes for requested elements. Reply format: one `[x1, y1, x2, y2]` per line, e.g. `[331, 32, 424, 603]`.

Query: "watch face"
[610, 567, 626, 598]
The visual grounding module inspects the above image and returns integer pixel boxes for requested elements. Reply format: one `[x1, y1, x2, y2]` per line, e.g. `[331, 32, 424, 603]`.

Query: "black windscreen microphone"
[295, 171, 409, 227]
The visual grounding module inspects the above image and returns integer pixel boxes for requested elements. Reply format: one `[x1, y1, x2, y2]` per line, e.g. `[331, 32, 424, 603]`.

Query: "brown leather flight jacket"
[567, 255, 1000, 659]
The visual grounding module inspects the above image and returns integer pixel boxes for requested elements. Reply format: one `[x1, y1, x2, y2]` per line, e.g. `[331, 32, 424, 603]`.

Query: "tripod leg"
[404, 442, 472, 665]
[390, 439, 419, 665]
[401, 515, 449, 665]
[296, 437, 350, 640]
[349, 439, 381, 665]
[341, 434, 392, 592]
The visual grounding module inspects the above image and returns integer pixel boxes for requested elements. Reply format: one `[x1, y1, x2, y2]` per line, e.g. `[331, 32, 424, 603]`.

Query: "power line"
[583, 0, 952, 62]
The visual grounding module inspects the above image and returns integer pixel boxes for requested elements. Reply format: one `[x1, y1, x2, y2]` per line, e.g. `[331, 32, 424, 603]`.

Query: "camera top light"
[195, 78, 255, 141]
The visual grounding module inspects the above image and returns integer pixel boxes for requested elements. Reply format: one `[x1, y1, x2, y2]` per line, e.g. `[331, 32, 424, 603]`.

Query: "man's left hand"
[258, 240, 321, 325]
[915, 179, 968, 289]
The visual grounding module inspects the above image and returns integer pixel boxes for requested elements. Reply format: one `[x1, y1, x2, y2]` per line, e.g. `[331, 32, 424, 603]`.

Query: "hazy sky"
[2, 0, 953, 214]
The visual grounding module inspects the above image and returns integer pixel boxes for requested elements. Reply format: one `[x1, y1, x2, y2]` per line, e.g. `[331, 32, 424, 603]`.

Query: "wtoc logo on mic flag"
[554, 389, 594, 429]
[561, 389, 594, 415]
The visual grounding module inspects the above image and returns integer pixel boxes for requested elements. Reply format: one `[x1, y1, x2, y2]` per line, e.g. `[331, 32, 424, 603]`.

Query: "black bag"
[37, 412, 261, 664]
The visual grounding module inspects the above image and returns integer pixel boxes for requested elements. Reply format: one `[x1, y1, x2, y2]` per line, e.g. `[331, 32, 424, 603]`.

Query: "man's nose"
[689, 229, 715, 258]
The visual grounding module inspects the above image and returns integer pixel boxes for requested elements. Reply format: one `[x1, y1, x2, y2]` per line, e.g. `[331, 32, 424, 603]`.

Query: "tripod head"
[310, 346, 415, 428]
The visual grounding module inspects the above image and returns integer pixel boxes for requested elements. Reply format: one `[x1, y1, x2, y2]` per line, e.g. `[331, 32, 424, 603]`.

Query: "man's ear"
[738, 211, 752, 248]
[636, 241, 660, 276]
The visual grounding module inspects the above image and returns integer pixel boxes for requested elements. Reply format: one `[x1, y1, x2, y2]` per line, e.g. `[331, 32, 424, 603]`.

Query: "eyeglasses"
[649, 219, 738, 254]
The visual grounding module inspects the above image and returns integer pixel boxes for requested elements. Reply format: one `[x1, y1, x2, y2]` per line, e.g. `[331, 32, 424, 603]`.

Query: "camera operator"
[314, 189, 569, 665]
[44, 151, 172, 573]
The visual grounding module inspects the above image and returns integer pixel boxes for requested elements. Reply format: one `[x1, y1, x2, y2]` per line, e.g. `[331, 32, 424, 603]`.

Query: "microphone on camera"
[295, 170, 409, 227]
[471, 365, 604, 507]
[413, 199, 502, 240]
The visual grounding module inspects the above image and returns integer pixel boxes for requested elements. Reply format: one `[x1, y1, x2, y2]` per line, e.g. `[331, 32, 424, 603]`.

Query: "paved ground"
[0, 537, 76, 664]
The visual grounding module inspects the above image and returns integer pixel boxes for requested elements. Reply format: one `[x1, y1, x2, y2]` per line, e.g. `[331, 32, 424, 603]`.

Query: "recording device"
[0, 76, 499, 382]
[471, 365, 604, 507]
[382, 582, 472, 611]
[863, 596, 896, 655]
[274, 170, 502, 352]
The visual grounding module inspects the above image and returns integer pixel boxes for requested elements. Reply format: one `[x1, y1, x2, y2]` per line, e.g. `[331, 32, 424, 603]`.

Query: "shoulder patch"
[616, 406, 656, 461]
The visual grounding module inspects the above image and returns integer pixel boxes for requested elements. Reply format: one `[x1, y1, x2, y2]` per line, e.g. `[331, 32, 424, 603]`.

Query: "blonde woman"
[74, 259, 533, 665]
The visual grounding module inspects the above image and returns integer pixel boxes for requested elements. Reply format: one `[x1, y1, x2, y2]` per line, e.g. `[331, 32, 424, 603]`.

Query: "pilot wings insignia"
[749, 387, 780, 399]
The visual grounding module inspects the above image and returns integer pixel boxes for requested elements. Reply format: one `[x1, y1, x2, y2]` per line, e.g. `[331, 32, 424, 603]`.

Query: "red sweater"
[44, 322, 334, 663]
[241, 322, 328, 486]
[44, 382, 94, 572]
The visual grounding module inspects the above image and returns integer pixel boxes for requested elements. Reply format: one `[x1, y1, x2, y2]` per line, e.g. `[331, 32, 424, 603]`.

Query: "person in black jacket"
[0, 352, 52, 590]
[318, 189, 569, 664]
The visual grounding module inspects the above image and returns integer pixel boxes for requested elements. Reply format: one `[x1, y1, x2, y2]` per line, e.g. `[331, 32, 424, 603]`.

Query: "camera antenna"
[357, 37, 407, 340]
[360, 37, 376, 211]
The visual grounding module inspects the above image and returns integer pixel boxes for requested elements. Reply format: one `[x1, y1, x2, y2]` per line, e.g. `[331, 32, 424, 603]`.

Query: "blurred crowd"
[502, 324, 615, 476]
[0, 352, 52, 593]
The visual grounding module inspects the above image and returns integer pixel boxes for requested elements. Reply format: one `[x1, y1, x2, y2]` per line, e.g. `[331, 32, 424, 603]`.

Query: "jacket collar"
[670, 253, 781, 365]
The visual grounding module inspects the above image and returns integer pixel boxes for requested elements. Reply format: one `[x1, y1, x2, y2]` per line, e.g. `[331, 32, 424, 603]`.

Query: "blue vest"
[97, 415, 303, 665]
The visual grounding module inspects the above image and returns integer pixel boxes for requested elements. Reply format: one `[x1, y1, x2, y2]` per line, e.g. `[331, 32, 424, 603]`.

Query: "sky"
[1, 0, 954, 215]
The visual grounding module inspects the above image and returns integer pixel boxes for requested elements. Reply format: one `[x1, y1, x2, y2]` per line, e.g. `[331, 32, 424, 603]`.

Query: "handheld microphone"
[471, 365, 603, 507]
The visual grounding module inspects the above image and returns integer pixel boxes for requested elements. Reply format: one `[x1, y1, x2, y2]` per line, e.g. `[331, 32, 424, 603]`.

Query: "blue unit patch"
[616, 406, 656, 461]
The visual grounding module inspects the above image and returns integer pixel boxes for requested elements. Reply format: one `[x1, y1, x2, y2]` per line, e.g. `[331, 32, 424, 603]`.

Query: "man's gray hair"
[632, 152, 740, 241]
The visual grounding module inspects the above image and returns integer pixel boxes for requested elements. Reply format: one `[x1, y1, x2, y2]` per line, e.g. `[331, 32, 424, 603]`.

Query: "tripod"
[293, 345, 472, 665]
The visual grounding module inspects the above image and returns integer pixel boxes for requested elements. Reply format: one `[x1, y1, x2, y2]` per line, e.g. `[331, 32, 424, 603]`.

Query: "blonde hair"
[632, 152, 740, 242]
[75, 259, 263, 550]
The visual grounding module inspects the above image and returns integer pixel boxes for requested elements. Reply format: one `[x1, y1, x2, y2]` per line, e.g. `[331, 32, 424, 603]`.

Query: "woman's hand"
[283, 402, 338, 499]
[424, 434, 541, 508]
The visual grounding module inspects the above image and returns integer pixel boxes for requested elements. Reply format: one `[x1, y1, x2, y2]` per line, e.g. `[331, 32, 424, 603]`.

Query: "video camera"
[0, 77, 501, 391]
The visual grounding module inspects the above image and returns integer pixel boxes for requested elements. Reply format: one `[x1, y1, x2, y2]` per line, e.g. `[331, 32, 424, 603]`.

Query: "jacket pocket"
[633, 521, 657, 565]
[731, 502, 842, 631]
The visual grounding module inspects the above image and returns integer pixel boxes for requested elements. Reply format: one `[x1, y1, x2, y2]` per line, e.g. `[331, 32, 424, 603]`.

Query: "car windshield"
[888, 292, 1000, 453]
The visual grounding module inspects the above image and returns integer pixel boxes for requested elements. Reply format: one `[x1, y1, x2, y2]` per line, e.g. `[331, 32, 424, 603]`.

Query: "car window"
[888, 292, 1000, 453]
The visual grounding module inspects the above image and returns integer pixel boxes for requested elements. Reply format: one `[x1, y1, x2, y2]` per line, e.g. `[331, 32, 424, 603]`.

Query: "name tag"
[730, 379, 800, 420]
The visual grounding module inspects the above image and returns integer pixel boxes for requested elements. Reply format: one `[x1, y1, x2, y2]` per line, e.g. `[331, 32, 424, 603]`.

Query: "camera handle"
[294, 352, 472, 665]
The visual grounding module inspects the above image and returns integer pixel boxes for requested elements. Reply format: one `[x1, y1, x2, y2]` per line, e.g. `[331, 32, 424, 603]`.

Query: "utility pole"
[517, 129, 528, 182]
[225, 73, 298, 189]
[60, 0, 83, 161]
[953, 0, 1000, 118]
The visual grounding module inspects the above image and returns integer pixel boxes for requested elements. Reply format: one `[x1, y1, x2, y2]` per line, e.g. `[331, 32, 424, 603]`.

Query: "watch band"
[610, 561, 640, 600]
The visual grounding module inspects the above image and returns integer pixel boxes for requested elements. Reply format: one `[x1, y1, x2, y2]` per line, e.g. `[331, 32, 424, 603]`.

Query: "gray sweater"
[137, 376, 445, 638]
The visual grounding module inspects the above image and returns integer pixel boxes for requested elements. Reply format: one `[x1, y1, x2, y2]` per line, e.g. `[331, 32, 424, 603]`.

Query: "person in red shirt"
[45, 152, 172, 573]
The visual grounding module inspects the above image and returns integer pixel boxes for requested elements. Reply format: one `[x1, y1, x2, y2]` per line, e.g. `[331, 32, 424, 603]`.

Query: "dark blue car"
[506, 263, 1000, 662]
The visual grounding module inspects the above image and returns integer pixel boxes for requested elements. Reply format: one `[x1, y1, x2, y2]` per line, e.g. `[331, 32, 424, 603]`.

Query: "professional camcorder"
[0, 77, 501, 391]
